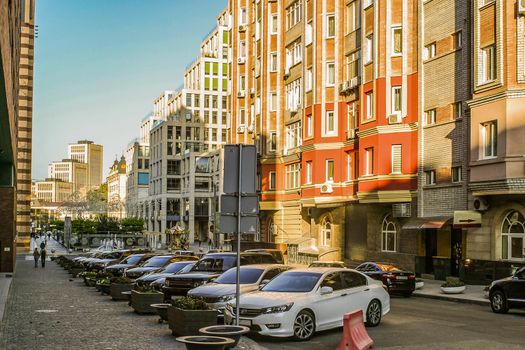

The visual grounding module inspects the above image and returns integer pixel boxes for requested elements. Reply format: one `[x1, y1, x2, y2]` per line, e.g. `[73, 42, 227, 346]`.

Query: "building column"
[0, 187, 16, 272]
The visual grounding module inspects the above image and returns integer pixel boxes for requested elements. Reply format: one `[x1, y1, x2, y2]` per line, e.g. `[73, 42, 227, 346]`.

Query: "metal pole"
[235, 144, 243, 326]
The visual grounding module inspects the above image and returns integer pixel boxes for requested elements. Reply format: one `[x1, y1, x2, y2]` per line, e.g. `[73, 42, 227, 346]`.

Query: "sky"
[32, 0, 227, 180]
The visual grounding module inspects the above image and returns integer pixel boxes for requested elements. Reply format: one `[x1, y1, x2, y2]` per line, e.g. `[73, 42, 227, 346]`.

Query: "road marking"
[35, 309, 58, 313]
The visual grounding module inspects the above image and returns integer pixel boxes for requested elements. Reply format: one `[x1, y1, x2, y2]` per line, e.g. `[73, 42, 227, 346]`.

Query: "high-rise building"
[16, 0, 36, 252]
[48, 159, 88, 195]
[67, 140, 103, 190]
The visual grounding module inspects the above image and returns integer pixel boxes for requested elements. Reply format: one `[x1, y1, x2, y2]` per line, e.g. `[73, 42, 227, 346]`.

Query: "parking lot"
[1, 259, 524, 350]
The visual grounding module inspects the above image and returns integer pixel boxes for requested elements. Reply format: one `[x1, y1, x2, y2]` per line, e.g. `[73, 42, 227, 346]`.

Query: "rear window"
[143, 256, 171, 267]
[192, 256, 236, 272]
[164, 262, 193, 273]
[216, 268, 264, 284]
[377, 264, 401, 272]
[125, 255, 143, 265]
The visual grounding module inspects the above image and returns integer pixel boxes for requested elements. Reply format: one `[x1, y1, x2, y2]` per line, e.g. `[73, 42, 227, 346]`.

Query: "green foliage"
[96, 277, 111, 286]
[110, 276, 134, 284]
[121, 217, 145, 233]
[171, 296, 211, 311]
[72, 219, 97, 235]
[134, 285, 158, 293]
[441, 280, 465, 288]
[78, 271, 97, 278]
[49, 220, 64, 230]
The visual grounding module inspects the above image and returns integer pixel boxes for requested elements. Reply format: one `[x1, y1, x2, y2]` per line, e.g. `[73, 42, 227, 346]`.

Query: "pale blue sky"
[33, 0, 227, 180]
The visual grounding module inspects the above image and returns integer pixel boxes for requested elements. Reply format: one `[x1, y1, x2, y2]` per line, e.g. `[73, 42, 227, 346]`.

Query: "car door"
[508, 267, 525, 306]
[314, 272, 346, 330]
[341, 271, 370, 314]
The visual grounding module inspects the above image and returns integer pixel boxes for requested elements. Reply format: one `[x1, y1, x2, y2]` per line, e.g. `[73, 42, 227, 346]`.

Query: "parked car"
[489, 266, 525, 313]
[224, 267, 389, 340]
[143, 262, 197, 291]
[162, 252, 279, 300]
[88, 250, 132, 271]
[188, 264, 291, 316]
[125, 255, 199, 279]
[355, 262, 416, 297]
[308, 261, 346, 268]
[245, 249, 285, 264]
[104, 254, 151, 276]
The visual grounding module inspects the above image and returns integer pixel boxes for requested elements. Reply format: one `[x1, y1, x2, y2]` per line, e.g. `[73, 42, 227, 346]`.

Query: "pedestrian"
[33, 248, 39, 268]
[208, 237, 213, 248]
[40, 240, 45, 250]
[40, 248, 47, 268]
[47, 232, 51, 241]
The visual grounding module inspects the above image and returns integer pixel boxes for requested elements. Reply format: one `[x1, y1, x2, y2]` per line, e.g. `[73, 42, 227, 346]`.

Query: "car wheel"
[490, 291, 509, 314]
[365, 299, 382, 327]
[293, 310, 315, 341]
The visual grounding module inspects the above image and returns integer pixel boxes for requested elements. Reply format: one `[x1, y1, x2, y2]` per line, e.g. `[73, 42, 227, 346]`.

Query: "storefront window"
[381, 215, 396, 252]
[501, 211, 525, 261]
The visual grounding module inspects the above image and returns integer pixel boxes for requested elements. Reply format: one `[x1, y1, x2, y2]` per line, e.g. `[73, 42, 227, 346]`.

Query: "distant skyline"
[32, 0, 227, 180]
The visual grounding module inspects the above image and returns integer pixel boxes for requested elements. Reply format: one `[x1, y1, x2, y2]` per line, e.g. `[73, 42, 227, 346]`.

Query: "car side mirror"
[320, 286, 333, 295]
[261, 279, 270, 285]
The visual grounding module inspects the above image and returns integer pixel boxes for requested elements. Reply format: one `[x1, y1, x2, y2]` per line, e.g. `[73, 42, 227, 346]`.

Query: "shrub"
[111, 276, 133, 284]
[133, 285, 157, 293]
[171, 296, 211, 311]
[441, 280, 465, 288]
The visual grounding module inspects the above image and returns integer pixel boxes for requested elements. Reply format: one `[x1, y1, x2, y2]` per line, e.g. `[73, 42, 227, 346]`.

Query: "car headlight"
[261, 303, 294, 314]
[217, 294, 235, 302]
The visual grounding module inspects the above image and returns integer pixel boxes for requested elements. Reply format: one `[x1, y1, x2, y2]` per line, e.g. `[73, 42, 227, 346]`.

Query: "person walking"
[33, 248, 40, 268]
[40, 240, 46, 250]
[40, 248, 47, 268]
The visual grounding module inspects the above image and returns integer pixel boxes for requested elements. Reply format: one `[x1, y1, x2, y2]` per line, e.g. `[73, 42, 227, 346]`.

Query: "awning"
[402, 216, 452, 230]
[453, 210, 482, 228]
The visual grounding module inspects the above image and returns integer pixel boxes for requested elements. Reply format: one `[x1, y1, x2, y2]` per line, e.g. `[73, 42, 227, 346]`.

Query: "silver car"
[188, 264, 290, 315]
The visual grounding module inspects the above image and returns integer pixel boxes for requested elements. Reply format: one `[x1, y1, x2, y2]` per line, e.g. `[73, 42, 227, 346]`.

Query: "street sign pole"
[235, 144, 242, 326]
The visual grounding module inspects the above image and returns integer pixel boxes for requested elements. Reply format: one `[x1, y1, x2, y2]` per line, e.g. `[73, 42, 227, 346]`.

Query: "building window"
[239, 40, 246, 58]
[306, 68, 313, 92]
[365, 147, 374, 175]
[425, 109, 436, 125]
[321, 217, 332, 247]
[285, 78, 302, 112]
[345, 52, 360, 81]
[424, 42, 436, 60]
[269, 131, 277, 152]
[306, 161, 312, 184]
[286, 122, 302, 150]
[501, 211, 525, 261]
[454, 102, 463, 119]
[270, 52, 278, 72]
[345, 1, 359, 34]
[346, 152, 353, 180]
[270, 92, 277, 111]
[452, 166, 462, 183]
[286, 0, 302, 30]
[269, 171, 276, 190]
[285, 163, 301, 189]
[391, 145, 402, 174]
[286, 40, 302, 68]
[365, 34, 374, 63]
[326, 159, 334, 182]
[327, 15, 336, 38]
[325, 110, 336, 135]
[391, 86, 402, 115]
[270, 14, 278, 34]
[425, 170, 436, 185]
[238, 108, 246, 126]
[365, 91, 374, 120]
[391, 26, 402, 55]
[381, 215, 396, 252]
[306, 114, 313, 137]
[482, 121, 497, 158]
[326, 62, 335, 86]
[481, 44, 496, 83]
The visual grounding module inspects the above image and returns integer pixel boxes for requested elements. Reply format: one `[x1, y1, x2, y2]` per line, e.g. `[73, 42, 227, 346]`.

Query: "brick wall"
[0, 187, 15, 272]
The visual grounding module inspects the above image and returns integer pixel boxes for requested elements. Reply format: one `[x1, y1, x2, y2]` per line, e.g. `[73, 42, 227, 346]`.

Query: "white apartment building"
[47, 159, 88, 196]
[67, 140, 103, 190]
[107, 156, 127, 219]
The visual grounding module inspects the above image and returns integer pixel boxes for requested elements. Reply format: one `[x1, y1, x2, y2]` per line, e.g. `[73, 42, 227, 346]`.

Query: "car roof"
[236, 264, 287, 270]
[310, 260, 345, 264]
[285, 267, 350, 274]
[245, 249, 282, 252]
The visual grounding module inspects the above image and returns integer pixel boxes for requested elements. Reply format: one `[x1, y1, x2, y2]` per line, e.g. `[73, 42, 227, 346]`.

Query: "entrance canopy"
[402, 216, 452, 230]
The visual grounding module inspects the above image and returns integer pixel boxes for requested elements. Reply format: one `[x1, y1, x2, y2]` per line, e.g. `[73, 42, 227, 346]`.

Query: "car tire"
[293, 310, 316, 341]
[490, 290, 509, 314]
[365, 299, 382, 327]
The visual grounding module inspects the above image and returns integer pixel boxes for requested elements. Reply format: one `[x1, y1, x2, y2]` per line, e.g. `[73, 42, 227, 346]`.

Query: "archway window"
[501, 211, 525, 261]
[381, 215, 396, 252]
[321, 218, 332, 247]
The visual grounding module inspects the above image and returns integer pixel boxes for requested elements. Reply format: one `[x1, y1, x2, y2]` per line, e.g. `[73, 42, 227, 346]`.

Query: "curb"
[412, 292, 490, 306]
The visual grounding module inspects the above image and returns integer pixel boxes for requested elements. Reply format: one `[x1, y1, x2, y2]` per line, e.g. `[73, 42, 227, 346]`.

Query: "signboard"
[453, 211, 482, 228]
[223, 145, 257, 194]
[220, 194, 259, 215]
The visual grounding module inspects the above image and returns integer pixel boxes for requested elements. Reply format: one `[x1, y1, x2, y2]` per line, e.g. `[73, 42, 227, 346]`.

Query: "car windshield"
[215, 268, 264, 284]
[192, 256, 236, 272]
[164, 262, 193, 274]
[143, 256, 171, 267]
[124, 255, 143, 265]
[178, 264, 195, 274]
[262, 272, 322, 292]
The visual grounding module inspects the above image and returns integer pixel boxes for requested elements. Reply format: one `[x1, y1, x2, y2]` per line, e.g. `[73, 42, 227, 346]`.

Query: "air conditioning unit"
[237, 125, 246, 133]
[392, 203, 411, 218]
[388, 114, 402, 124]
[350, 76, 360, 88]
[238, 25, 246, 32]
[320, 182, 333, 194]
[247, 125, 254, 133]
[250, 88, 255, 96]
[473, 197, 489, 211]
[340, 81, 350, 93]
[346, 128, 357, 139]
[519, 0, 525, 15]
[237, 57, 246, 64]
[237, 91, 245, 98]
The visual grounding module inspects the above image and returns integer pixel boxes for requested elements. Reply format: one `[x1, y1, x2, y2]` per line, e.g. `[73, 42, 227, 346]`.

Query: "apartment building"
[67, 140, 103, 190]
[32, 178, 73, 203]
[107, 156, 127, 219]
[48, 159, 88, 195]
[16, 0, 36, 252]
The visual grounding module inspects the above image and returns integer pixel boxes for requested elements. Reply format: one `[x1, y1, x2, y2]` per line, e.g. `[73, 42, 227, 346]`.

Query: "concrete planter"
[131, 290, 164, 314]
[168, 306, 218, 336]
[151, 303, 170, 323]
[100, 284, 110, 295]
[440, 286, 466, 294]
[199, 325, 249, 349]
[110, 283, 134, 301]
[69, 268, 84, 277]
[176, 336, 234, 350]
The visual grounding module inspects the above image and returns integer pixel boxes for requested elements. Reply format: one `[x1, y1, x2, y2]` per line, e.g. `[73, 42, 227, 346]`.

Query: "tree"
[86, 183, 108, 215]
[120, 218, 145, 233]
[59, 191, 88, 219]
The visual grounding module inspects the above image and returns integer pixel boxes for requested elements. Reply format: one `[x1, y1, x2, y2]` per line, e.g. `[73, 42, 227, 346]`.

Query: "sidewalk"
[0, 273, 13, 326]
[413, 279, 489, 306]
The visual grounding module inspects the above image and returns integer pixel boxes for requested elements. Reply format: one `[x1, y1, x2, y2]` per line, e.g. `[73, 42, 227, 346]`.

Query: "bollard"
[336, 309, 374, 350]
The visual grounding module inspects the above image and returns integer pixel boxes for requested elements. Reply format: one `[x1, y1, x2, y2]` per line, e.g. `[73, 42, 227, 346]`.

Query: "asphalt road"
[252, 296, 525, 350]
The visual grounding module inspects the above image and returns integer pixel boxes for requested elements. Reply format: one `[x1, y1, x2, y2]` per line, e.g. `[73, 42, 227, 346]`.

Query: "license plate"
[239, 319, 252, 326]
[397, 276, 408, 280]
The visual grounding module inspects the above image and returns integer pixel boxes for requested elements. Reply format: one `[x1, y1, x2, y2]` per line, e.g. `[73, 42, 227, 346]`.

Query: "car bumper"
[223, 308, 294, 337]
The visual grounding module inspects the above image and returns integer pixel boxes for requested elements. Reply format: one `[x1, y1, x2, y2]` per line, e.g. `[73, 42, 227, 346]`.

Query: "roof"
[402, 216, 452, 230]
[284, 267, 348, 274]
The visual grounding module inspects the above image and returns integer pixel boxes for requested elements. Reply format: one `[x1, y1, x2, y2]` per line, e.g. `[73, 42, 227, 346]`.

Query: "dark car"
[356, 262, 416, 296]
[87, 250, 132, 271]
[245, 249, 285, 264]
[489, 266, 525, 313]
[162, 252, 278, 300]
[104, 254, 151, 276]
[137, 261, 197, 290]
[124, 255, 199, 279]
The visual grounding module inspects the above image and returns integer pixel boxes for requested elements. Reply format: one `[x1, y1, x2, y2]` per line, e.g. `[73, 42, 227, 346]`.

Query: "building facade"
[48, 159, 88, 196]
[67, 140, 103, 190]
[107, 156, 127, 219]
[32, 178, 73, 203]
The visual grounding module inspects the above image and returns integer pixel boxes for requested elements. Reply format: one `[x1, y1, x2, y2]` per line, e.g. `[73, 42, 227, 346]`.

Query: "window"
[239, 40, 246, 58]
[269, 131, 277, 151]
[238, 108, 246, 126]
[425, 109, 436, 125]
[306, 68, 313, 91]
[186, 93, 192, 107]
[365, 148, 374, 175]
[391, 26, 402, 55]
[239, 75, 246, 91]
[453, 31, 462, 49]
[286, 0, 302, 30]
[391, 145, 402, 174]
[321, 218, 332, 247]
[270, 14, 278, 34]
[424, 42, 436, 60]
[270, 52, 278, 72]
[501, 211, 525, 261]
[286, 121, 302, 150]
[269, 171, 276, 190]
[327, 15, 336, 38]
[285, 163, 301, 189]
[391, 86, 402, 115]
[345, 1, 359, 34]
[346, 152, 353, 180]
[345, 52, 360, 81]
[270, 93, 277, 111]
[326, 159, 334, 181]
[425, 170, 436, 185]
[342, 271, 367, 288]
[255, 19, 261, 41]
[326, 62, 335, 86]
[239, 8, 247, 25]
[365, 35, 374, 63]
[286, 40, 302, 68]
[381, 215, 396, 252]
[306, 114, 313, 137]
[481, 44, 496, 83]
[481, 121, 497, 158]
[306, 161, 312, 184]
[452, 166, 462, 183]
[285, 78, 302, 112]
[365, 91, 374, 119]
[454, 102, 463, 119]
[305, 22, 313, 45]
[325, 110, 336, 135]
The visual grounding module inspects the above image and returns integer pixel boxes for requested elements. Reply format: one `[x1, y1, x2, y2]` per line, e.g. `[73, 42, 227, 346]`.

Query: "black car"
[104, 254, 151, 276]
[136, 261, 197, 290]
[124, 255, 198, 279]
[356, 262, 416, 296]
[162, 252, 278, 300]
[489, 266, 525, 313]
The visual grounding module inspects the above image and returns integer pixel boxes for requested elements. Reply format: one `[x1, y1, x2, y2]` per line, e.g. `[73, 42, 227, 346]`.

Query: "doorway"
[450, 228, 463, 277]
[425, 229, 437, 274]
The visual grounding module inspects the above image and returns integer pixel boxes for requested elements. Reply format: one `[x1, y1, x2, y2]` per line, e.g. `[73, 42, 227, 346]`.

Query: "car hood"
[236, 291, 306, 308]
[189, 283, 257, 298]
[168, 272, 219, 280]
[137, 272, 174, 282]
[106, 263, 133, 270]
[126, 267, 159, 274]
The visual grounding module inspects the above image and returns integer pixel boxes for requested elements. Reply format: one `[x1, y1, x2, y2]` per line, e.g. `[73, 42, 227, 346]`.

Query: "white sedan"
[224, 267, 390, 341]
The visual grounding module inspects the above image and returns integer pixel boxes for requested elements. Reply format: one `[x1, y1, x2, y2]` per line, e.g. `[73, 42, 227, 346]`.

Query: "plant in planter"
[96, 277, 111, 295]
[199, 325, 249, 349]
[440, 280, 466, 294]
[168, 296, 218, 337]
[78, 271, 97, 286]
[68, 261, 85, 277]
[130, 286, 164, 314]
[109, 276, 134, 301]
[176, 336, 235, 350]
